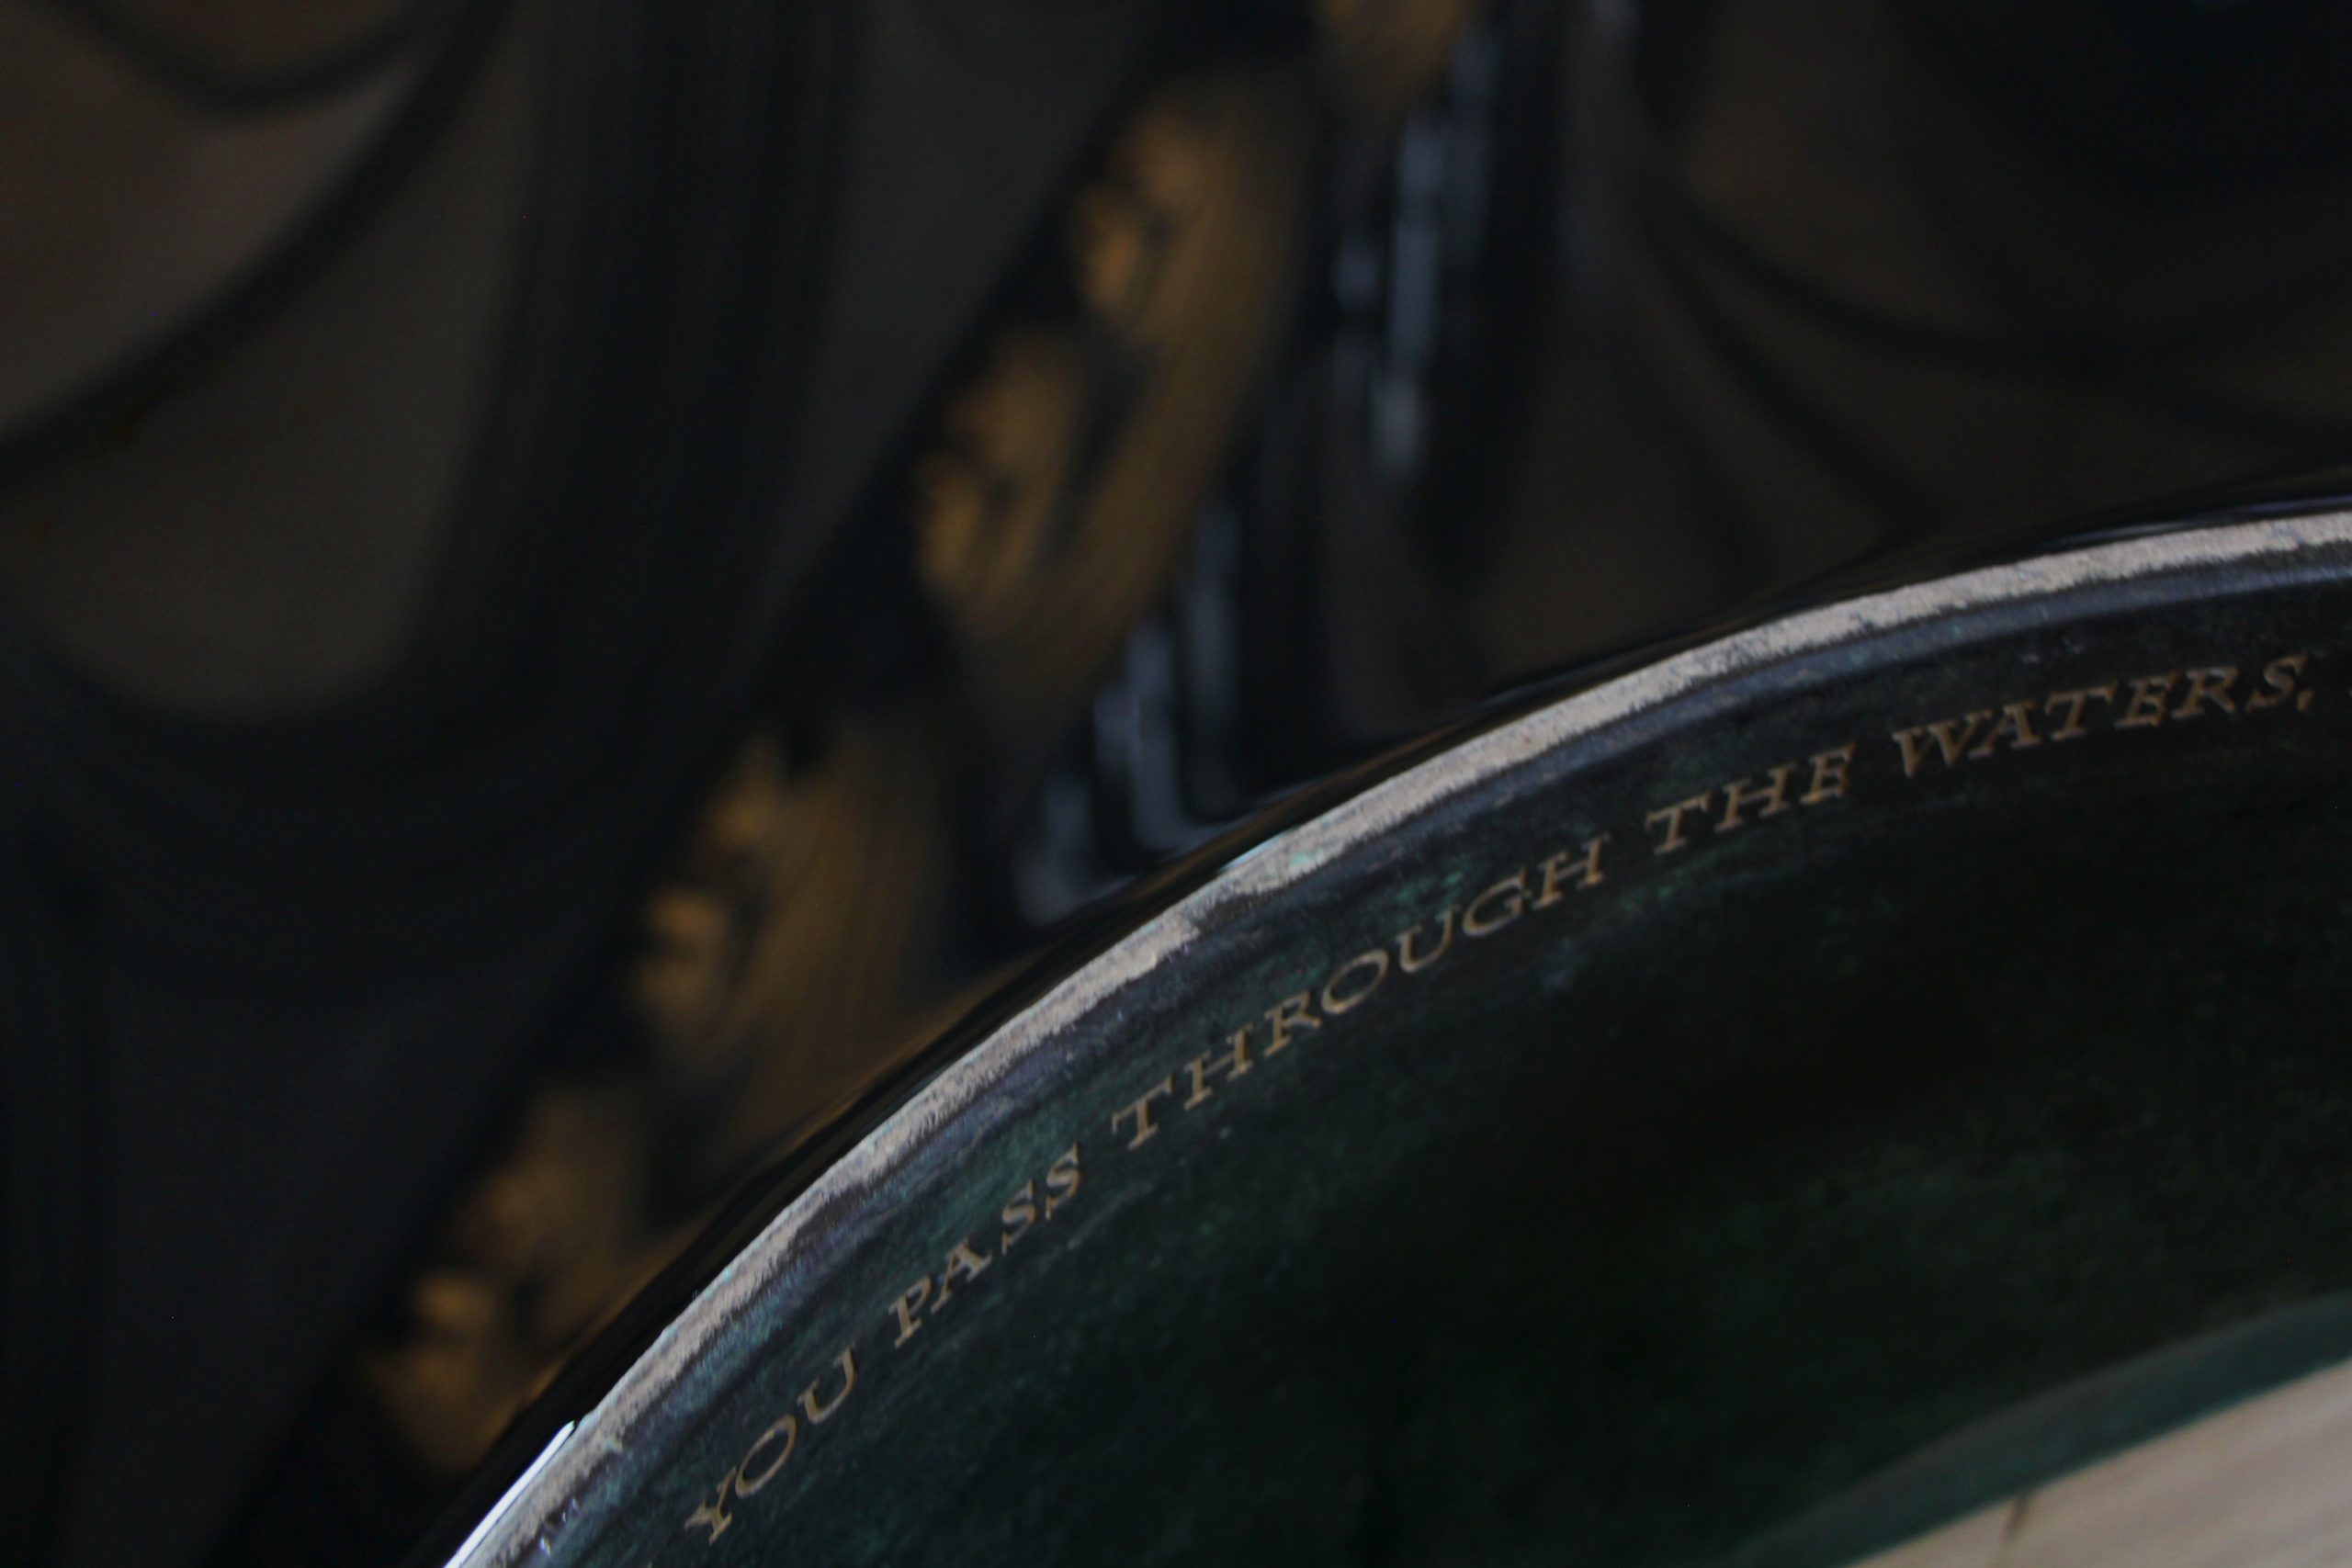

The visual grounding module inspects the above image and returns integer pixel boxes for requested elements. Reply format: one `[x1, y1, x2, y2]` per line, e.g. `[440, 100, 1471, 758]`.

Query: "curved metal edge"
[454, 506, 2352, 1567]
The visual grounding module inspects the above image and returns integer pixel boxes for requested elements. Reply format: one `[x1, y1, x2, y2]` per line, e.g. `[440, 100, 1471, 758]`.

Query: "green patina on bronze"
[477, 529, 2352, 1568]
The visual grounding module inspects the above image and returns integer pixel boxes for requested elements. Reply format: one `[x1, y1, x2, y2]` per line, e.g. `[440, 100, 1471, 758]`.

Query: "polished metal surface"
[9, 4, 2352, 1565]
[447, 507, 2352, 1567]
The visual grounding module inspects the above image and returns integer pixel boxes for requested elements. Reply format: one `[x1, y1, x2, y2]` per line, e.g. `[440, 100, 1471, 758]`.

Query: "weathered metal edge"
[454, 507, 2352, 1567]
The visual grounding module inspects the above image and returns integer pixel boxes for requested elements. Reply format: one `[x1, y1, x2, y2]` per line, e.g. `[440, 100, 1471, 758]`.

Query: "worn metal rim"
[450, 506, 2352, 1567]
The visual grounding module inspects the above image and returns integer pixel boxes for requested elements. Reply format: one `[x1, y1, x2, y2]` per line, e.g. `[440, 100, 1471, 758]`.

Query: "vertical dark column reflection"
[1252, 0, 2352, 770]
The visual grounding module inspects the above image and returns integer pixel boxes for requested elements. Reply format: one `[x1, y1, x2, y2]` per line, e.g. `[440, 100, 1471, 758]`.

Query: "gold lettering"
[2246, 653, 2312, 712]
[1967, 701, 2043, 757]
[1112, 1076, 1177, 1145]
[1320, 951, 1390, 1014]
[684, 1478, 736, 1541]
[933, 1238, 991, 1307]
[1462, 873, 1529, 935]
[1892, 712, 1989, 777]
[1264, 993, 1321, 1053]
[1802, 743, 1856, 805]
[2117, 672, 2179, 728]
[1715, 764, 1794, 831]
[797, 1348, 856, 1425]
[2173, 666, 2239, 719]
[2043, 683, 2118, 741]
[733, 1413, 798, 1495]
[890, 1278, 933, 1347]
[1396, 908, 1457, 973]
[1183, 1029, 1255, 1108]
[1532, 836, 1609, 904]
[1000, 1180, 1038, 1251]
[1645, 792, 1713, 852]
[1043, 1145, 1081, 1216]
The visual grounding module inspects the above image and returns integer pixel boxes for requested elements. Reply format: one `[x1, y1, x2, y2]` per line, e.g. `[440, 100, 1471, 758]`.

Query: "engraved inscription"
[1893, 653, 2314, 776]
[681, 1348, 860, 1543]
[673, 645, 2324, 1556]
[684, 1150, 1080, 1543]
